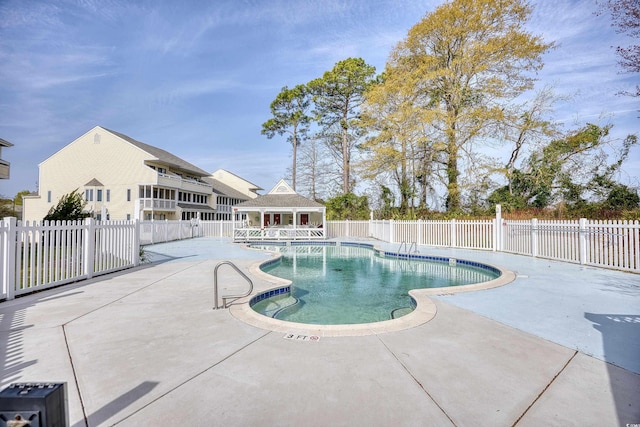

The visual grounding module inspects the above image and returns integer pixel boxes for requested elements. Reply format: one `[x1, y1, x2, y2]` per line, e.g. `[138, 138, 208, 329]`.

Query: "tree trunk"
[292, 130, 297, 191]
[342, 126, 350, 193]
[446, 139, 460, 211]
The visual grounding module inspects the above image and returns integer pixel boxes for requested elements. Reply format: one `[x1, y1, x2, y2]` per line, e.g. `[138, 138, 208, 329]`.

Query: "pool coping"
[228, 241, 516, 337]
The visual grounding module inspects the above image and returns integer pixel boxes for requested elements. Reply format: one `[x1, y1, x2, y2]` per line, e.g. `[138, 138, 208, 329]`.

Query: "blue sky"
[0, 0, 638, 199]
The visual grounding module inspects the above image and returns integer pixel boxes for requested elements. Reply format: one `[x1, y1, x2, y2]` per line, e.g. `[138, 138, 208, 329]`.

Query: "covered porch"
[231, 180, 326, 241]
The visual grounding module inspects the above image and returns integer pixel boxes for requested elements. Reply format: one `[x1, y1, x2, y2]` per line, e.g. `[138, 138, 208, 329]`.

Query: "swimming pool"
[250, 242, 502, 325]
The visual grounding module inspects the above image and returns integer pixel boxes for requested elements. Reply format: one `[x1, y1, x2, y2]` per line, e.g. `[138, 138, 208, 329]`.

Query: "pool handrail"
[213, 261, 254, 309]
[398, 241, 419, 256]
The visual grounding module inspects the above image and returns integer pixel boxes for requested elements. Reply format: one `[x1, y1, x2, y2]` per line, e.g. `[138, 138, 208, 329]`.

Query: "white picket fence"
[121, 217, 640, 273]
[501, 218, 640, 271]
[1, 217, 139, 300]
[325, 218, 639, 272]
[139, 219, 201, 245]
[2, 216, 638, 301]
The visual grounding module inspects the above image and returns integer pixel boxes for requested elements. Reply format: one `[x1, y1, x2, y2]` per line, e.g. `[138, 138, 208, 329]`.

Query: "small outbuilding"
[232, 179, 326, 241]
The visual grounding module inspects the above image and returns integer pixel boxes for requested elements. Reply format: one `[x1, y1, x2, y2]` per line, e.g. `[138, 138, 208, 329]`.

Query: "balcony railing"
[157, 172, 212, 192]
[139, 198, 176, 210]
[0, 160, 9, 179]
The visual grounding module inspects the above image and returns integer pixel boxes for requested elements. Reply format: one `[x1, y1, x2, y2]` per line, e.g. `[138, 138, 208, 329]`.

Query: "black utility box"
[0, 383, 68, 427]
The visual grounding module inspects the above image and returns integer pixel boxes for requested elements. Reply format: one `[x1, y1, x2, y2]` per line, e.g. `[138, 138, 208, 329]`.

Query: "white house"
[23, 126, 259, 222]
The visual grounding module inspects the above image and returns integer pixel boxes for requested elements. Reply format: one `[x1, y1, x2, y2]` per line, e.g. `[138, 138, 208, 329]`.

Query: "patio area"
[0, 237, 638, 426]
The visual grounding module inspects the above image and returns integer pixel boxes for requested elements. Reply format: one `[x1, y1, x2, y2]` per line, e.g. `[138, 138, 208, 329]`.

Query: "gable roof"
[267, 179, 296, 194]
[235, 193, 325, 209]
[102, 127, 210, 177]
[235, 179, 324, 209]
[202, 177, 251, 201]
[84, 178, 104, 186]
[211, 168, 263, 193]
[0, 138, 13, 147]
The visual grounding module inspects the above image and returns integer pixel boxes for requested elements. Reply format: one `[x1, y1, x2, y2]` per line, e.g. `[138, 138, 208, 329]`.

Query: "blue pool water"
[251, 243, 500, 325]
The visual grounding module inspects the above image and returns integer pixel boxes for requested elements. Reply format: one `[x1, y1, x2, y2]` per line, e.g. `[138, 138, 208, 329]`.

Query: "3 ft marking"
[284, 333, 320, 342]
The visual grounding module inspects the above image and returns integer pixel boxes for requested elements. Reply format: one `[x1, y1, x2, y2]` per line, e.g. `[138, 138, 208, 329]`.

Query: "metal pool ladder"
[398, 241, 418, 256]
[213, 261, 254, 309]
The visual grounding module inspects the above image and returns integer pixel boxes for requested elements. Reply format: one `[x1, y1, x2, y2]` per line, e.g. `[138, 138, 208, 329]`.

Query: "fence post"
[531, 218, 538, 257]
[389, 219, 394, 243]
[134, 219, 141, 267]
[83, 218, 96, 279]
[346, 220, 350, 237]
[494, 204, 502, 252]
[579, 218, 588, 265]
[451, 219, 457, 248]
[417, 219, 422, 246]
[3, 217, 17, 300]
[166, 219, 170, 242]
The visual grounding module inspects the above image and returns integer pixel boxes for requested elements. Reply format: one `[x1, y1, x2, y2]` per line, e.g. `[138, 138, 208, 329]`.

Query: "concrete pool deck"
[0, 237, 638, 426]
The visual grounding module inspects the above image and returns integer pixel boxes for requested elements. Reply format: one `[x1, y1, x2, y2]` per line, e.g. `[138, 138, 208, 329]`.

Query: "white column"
[322, 209, 327, 239]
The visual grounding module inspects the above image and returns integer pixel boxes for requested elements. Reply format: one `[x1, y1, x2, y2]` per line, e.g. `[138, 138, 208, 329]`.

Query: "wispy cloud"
[0, 0, 637, 197]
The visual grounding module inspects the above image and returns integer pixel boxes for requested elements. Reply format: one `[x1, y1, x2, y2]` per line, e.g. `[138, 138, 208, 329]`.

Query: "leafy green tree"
[44, 189, 89, 221]
[361, 70, 430, 213]
[603, 184, 640, 210]
[325, 193, 370, 220]
[500, 87, 561, 196]
[387, 0, 553, 212]
[378, 185, 395, 219]
[261, 84, 312, 191]
[0, 195, 14, 218]
[488, 124, 637, 211]
[14, 190, 31, 206]
[308, 58, 377, 193]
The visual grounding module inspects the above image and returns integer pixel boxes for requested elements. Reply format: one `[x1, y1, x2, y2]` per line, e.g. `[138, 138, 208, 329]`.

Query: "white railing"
[501, 218, 640, 272]
[199, 220, 234, 237]
[233, 227, 325, 240]
[139, 219, 200, 245]
[1, 218, 139, 300]
[157, 172, 212, 193]
[139, 198, 176, 210]
[327, 217, 638, 272]
[326, 221, 370, 238]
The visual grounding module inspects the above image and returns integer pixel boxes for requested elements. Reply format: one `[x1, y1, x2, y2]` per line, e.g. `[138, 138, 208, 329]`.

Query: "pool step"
[390, 307, 413, 319]
[269, 296, 300, 318]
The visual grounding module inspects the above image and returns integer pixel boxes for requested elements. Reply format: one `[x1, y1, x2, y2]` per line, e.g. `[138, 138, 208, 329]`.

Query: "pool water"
[251, 244, 500, 325]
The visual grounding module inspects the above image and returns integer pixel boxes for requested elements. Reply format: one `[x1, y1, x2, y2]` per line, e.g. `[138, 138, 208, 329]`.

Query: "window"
[106, 189, 110, 202]
[85, 189, 93, 201]
[126, 214, 131, 220]
[97, 189, 103, 202]
[47, 191, 51, 203]
[127, 189, 131, 202]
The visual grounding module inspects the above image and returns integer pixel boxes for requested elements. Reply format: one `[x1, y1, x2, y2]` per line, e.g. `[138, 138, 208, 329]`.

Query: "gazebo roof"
[235, 193, 324, 209]
[234, 180, 324, 210]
